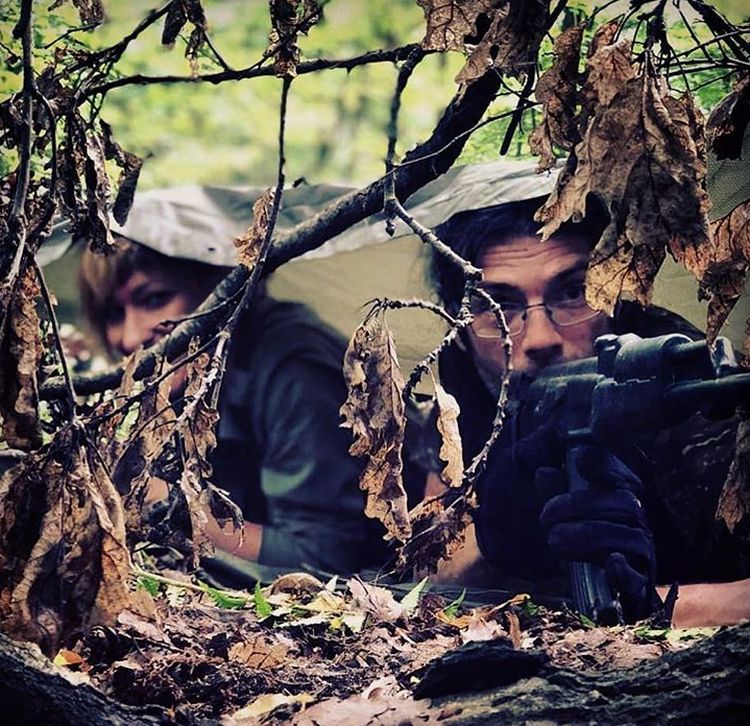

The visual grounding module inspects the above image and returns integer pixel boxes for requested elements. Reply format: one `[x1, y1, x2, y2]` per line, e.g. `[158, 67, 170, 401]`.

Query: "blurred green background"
[2, 0, 746, 189]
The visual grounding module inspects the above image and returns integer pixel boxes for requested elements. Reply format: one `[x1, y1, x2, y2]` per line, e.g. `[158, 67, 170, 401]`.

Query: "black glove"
[538, 445, 662, 623]
[474, 423, 564, 580]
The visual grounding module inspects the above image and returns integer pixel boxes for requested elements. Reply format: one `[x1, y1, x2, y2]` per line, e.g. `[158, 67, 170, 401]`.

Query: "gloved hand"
[538, 445, 662, 623]
[474, 423, 565, 580]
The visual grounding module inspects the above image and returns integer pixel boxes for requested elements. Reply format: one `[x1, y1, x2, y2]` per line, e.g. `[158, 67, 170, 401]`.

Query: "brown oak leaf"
[234, 187, 275, 270]
[341, 306, 411, 542]
[49, 0, 104, 27]
[529, 23, 584, 171]
[455, 0, 548, 86]
[536, 40, 710, 314]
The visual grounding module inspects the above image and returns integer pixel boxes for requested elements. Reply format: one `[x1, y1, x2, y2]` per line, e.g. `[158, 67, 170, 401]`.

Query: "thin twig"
[4, 0, 35, 284]
[33, 260, 76, 418]
[83, 45, 429, 100]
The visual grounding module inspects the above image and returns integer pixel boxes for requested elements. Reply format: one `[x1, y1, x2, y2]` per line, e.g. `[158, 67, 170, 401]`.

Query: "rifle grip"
[566, 445, 623, 625]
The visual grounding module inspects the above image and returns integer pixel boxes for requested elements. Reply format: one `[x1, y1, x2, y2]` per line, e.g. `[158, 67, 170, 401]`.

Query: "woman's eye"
[141, 291, 174, 310]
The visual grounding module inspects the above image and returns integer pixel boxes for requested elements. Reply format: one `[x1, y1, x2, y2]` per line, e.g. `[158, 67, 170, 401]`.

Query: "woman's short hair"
[430, 194, 610, 314]
[78, 237, 229, 349]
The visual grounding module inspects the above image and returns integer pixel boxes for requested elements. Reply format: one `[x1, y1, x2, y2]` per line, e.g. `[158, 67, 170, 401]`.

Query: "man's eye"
[552, 282, 586, 306]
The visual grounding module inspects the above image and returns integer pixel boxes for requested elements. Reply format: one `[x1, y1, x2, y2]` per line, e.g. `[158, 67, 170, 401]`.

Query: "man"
[78, 202, 382, 581]
[426, 189, 750, 627]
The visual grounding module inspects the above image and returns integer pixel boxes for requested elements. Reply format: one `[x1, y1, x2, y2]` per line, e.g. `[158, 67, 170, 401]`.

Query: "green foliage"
[441, 587, 466, 619]
[253, 581, 273, 619]
[400, 576, 428, 611]
[136, 573, 162, 597]
[199, 582, 249, 609]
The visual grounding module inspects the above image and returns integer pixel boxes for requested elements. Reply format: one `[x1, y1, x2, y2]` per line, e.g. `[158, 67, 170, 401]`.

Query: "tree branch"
[82, 45, 431, 99]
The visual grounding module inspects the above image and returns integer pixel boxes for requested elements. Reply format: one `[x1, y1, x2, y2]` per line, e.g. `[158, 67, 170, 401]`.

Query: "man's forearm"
[205, 516, 263, 562]
[657, 578, 750, 628]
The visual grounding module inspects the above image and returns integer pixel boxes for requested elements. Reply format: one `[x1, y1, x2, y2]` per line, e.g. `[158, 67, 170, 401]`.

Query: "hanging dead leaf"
[397, 492, 476, 575]
[716, 416, 750, 543]
[49, 0, 104, 26]
[0, 264, 43, 450]
[700, 200, 750, 342]
[0, 425, 133, 655]
[234, 188, 275, 270]
[416, 0, 496, 51]
[161, 0, 188, 46]
[83, 129, 116, 254]
[100, 120, 143, 226]
[536, 40, 710, 314]
[529, 24, 583, 171]
[268, 0, 323, 77]
[340, 306, 411, 542]
[455, 0, 548, 86]
[706, 73, 750, 160]
[432, 376, 464, 487]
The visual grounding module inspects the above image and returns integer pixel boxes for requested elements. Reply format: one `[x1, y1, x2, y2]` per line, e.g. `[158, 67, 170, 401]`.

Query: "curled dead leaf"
[268, 0, 323, 77]
[235, 188, 275, 270]
[716, 416, 750, 543]
[0, 264, 43, 449]
[0, 426, 132, 655]
[537, 39, 710, 314]
[432, 376, 464, 487]
[706, 73, 750, 160]
[530, 24, 583, 171]
[416, 0, 496, 52]
[341, 306, 411, 542]
[454, 0, 548, 86]
[228, 632, 293, 669]
[701, 200, 750, 343]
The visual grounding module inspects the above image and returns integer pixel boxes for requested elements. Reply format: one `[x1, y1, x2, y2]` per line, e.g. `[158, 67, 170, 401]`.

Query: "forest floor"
[44, 568, 721, 725]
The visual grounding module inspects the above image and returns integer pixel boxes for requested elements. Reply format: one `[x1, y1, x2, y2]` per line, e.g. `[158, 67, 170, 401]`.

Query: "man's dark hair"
[431, 194, 610, 314]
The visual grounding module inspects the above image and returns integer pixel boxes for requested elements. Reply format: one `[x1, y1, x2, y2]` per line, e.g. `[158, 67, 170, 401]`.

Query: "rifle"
[516, 332, 750, 624]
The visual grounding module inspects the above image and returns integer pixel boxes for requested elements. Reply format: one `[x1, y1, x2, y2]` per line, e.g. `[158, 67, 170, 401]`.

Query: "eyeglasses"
[470, 285, 603, 339]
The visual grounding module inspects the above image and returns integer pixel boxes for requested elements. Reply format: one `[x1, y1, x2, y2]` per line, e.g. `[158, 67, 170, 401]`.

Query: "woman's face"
[105, 266, 204, 356]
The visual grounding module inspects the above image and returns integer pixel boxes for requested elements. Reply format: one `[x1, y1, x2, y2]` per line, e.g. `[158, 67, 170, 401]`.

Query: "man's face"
[105, 267, 203, 356]
[467, 234, 611, 387]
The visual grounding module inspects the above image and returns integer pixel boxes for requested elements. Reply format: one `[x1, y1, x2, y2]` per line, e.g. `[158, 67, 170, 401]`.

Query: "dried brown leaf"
[416, 0, 496, 52]
[397, 492, 476, 575]
[228, 632, 292, 669]
[0, 426, 132, 655]
[234, 188, 274, 269]
[0, 265, 43, 450]
[536, 41, 710, 314]
[83, 130, 115, 254]
[347, 577, 406, 624]
[699, 200, 750, 342]
[162, 0, 188, 46]
[268, 0, 323, 77]
[341, 307, 411, 542]
[529, 24, 583, 171]
[432, 378, 464, 487]
[100, 120, 143, 226]
[716, 416, 750, 542]
[706, 73, 750, 160]
[49, 0, 104, 26]
[455, 0, 548, 86]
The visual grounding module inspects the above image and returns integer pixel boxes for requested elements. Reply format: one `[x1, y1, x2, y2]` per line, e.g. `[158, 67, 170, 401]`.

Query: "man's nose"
[518, 306, 563, 361]
[119, 311, 156, 356]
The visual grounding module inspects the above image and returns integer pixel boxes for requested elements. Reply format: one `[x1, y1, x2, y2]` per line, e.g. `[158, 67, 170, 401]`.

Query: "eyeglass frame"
[470, 297, 604, 339]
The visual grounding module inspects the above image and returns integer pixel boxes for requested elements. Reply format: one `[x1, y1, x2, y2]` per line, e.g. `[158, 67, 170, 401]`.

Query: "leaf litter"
[49, 566, 710, 724]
